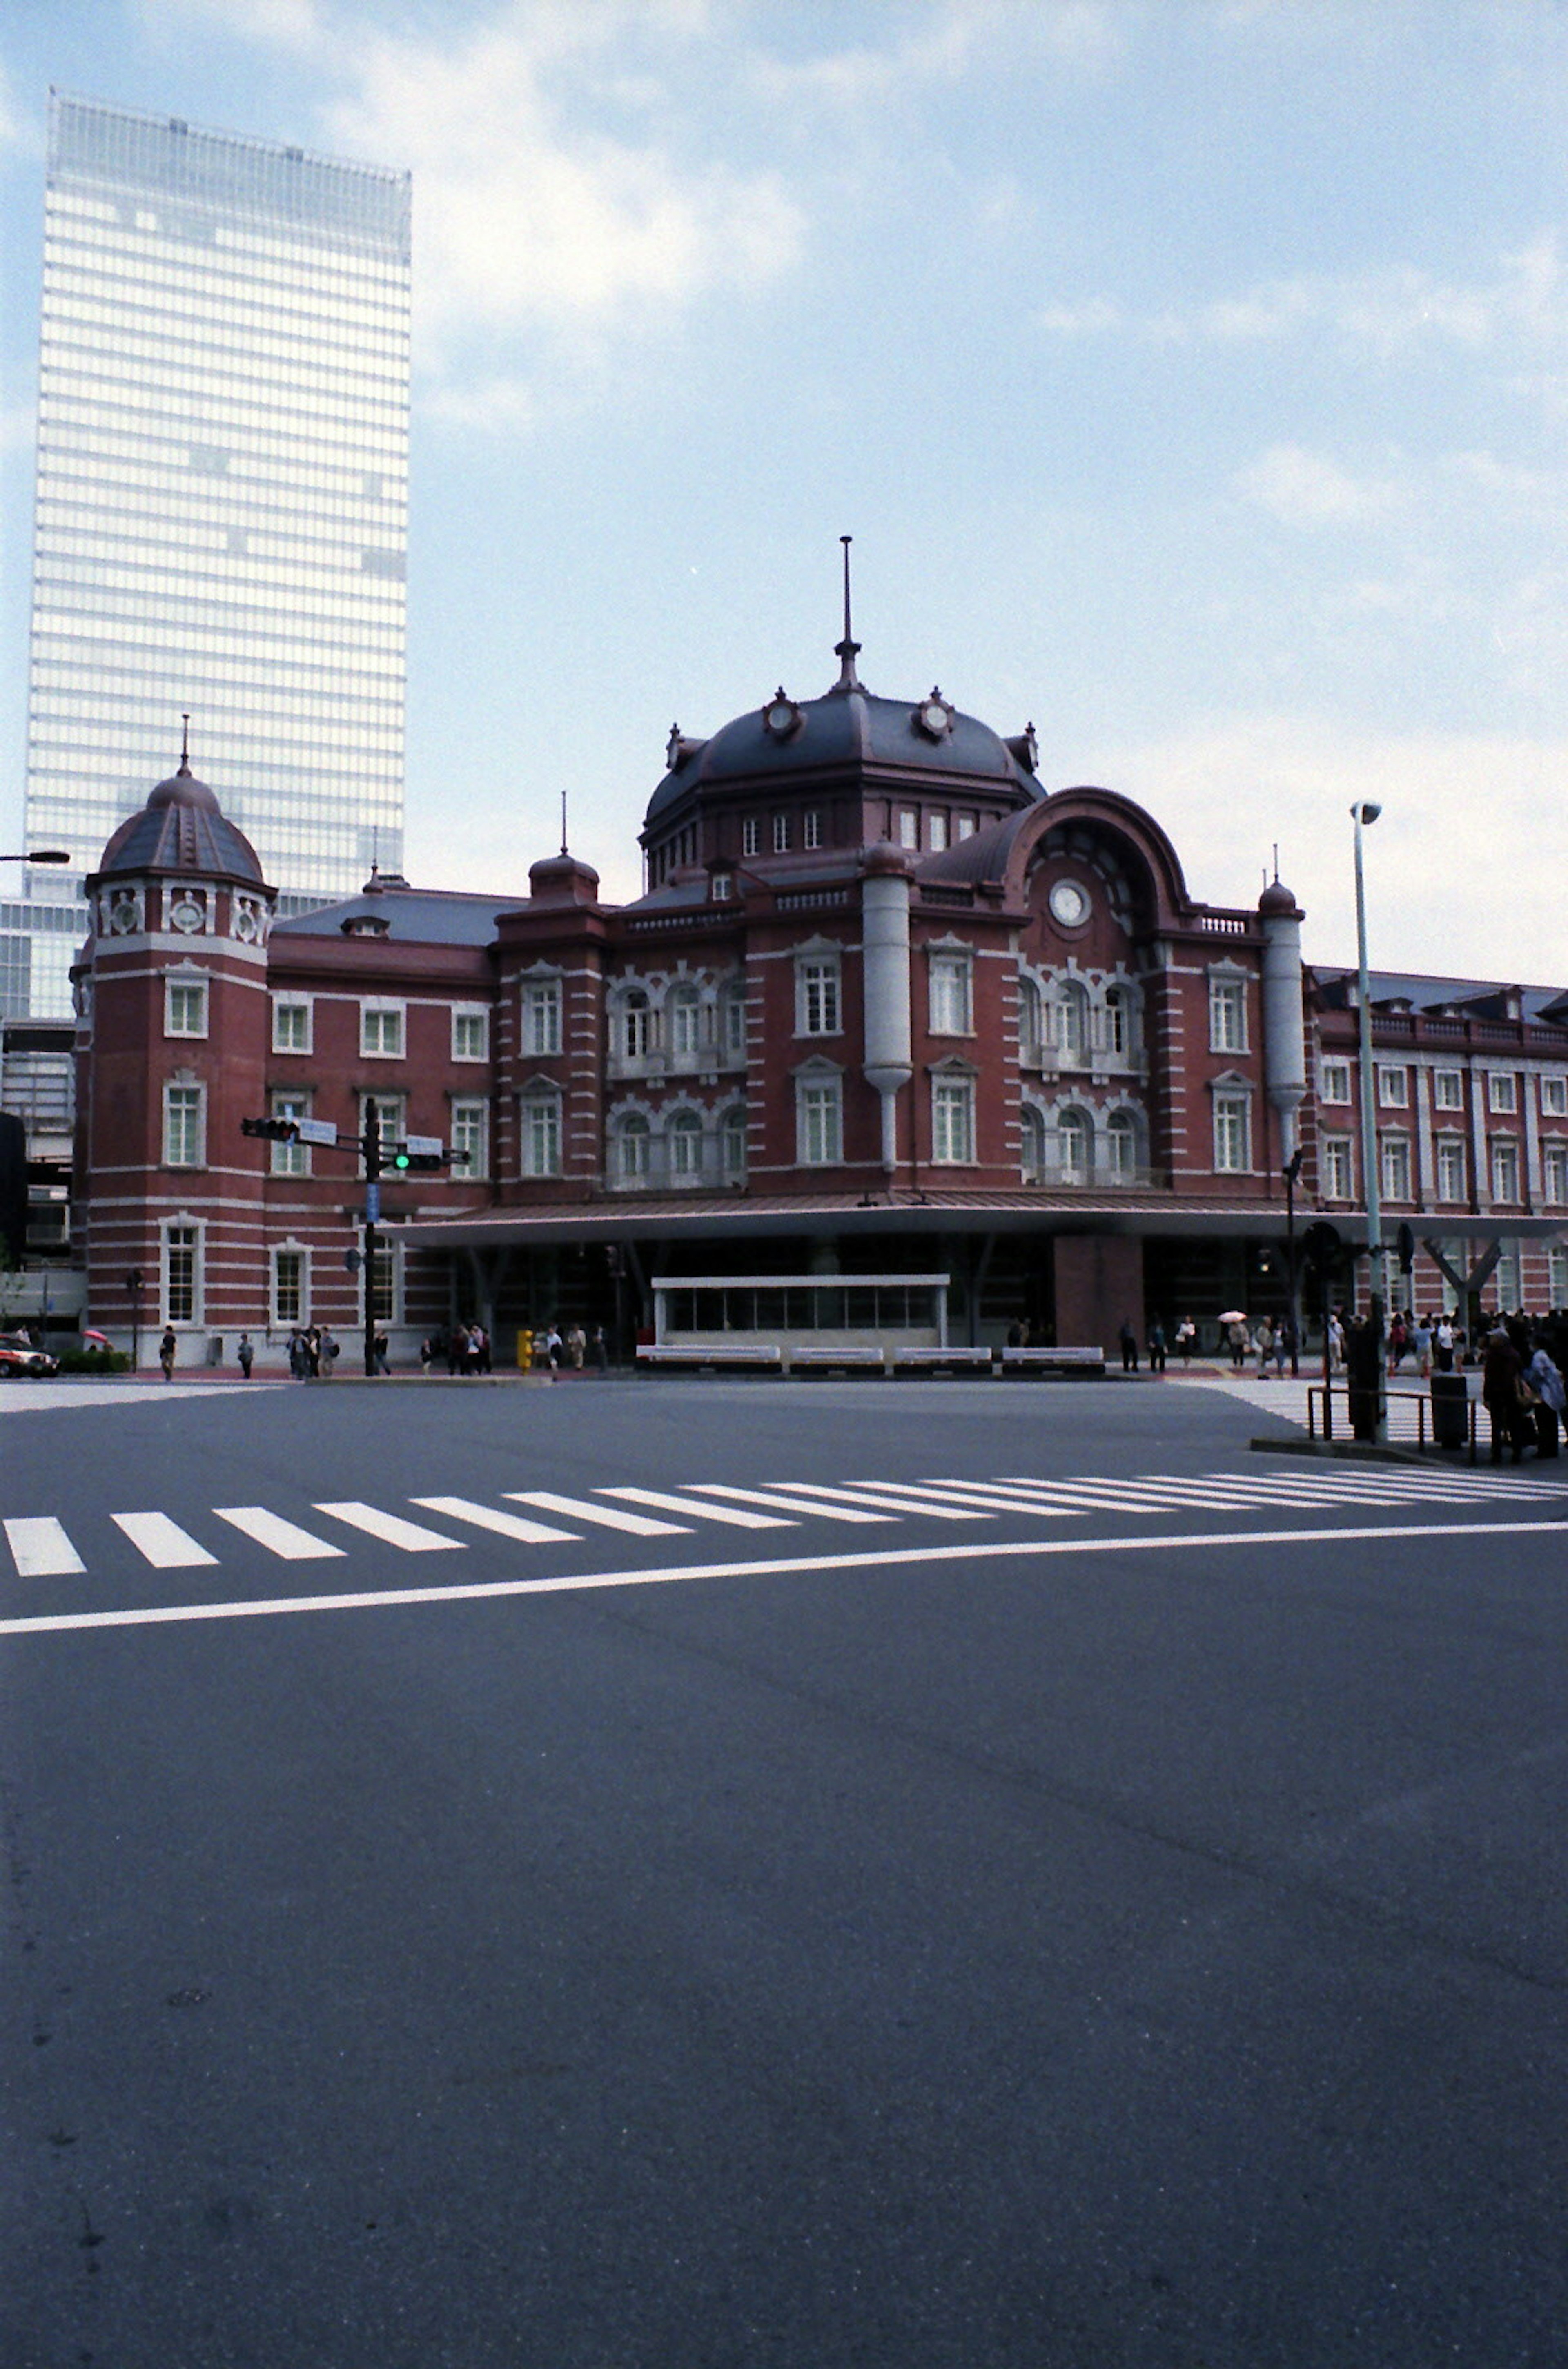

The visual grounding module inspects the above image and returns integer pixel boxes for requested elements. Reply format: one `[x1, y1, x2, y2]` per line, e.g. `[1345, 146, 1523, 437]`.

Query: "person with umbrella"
[1219, 1310, 1248, 1371]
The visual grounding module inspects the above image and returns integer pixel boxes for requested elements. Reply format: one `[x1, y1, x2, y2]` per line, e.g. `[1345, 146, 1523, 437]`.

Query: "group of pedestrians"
[419, 1323, 492, 1375]
[539, 1320, 609, 1373]
[1481, 1317, 1566, 1462]
[285, 1326, 340, 1379]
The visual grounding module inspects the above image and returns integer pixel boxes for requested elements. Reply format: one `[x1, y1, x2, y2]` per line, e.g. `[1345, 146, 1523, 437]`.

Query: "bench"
[999, 1347, 1107, 1378]
[891, 1347, 997, 1376]
[788, 1346, 889, 1375]
[636, 1344, 783, 1374]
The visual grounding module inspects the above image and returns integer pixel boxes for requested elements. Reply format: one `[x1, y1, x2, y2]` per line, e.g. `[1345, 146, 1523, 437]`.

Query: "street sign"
[402, 1133, 443, 1157]
[365, 1182, 380, 1224]
[295, 1117, 339, 1147]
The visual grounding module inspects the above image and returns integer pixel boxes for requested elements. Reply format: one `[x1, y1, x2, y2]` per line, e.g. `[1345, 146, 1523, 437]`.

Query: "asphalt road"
[4, 1377, 1566, 2367]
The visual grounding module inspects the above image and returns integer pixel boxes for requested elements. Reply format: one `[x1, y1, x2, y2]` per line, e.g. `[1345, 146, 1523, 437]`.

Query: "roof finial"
[561, 789, 569, 858]
[179, 712, 191, 774]
[1272, 841, 1280, 884]
[833, 533, 862, 691]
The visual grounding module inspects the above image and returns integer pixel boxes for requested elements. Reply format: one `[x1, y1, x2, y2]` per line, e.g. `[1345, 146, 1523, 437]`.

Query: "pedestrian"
[237, 1330, 254, 1379]
[567, 1323, 586, 1370]
[420, 1334, 435, 1375]
[159, 1325, 177, 1380]
[464, 1324, 483, 1377]
[1147, 1317, 1167, 1374]
[1412, 1315, 1432, 1379]
[1272, 1319, 1290, 1378]
[1118, 1320, 1138, 1373]
[590, 1324, 609, 1373]
[1328, 1310, 1346, 1371]
[476, 1323, 492, 1375]
[1526, 1337, 1565, 1458]
[373, 1326, 390, 1376]
[1254, 1317, 1274, 1377]
[304, 1325, 321, 1379]
[321, 1328, 339, 1376]
[1387, 1311, 1408, 1376]
[1174, 1317, 1196, 1366]
[1481, 1325, 1526, 1464]
[546, 1322, 564, 1371]
[448, 1323, 468, 1377]
[1434, 1314, 1455, 1373]
[1228, 1318, 1247, 1372]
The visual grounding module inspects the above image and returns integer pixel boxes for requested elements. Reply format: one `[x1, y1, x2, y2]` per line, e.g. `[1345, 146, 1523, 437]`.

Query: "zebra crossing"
[4, 1461, 1564, 1583]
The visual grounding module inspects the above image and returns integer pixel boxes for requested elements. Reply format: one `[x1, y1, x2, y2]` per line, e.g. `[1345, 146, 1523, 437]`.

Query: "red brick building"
[71, 632, 1568, 1366]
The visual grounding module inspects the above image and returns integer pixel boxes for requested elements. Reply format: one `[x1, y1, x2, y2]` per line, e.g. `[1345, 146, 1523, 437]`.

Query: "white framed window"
[1432, 1068, 1463, 1111]
[1378, 1065, 1408, 1107]
[360, 1001, 404, 1059]
[1106, 1111, 1136, 1180]
[1550, 1246, 1568, 1306]
[1058, 1107, 1091, 1183]
[163, 1222, 200, 1324]
[721, 1105, 748, 1178]
[804, 811, 822, 851]
[1322, 1137, 1354, 1200]
[928, 951, 973, 1036]
[1319, 1058, 1352, 1104]
[668, 1109, 704, 1180]
[1018, 976, 1043, 1060]
[271, 1092, 309, 1176]
[272, 997, 312, 1055]
[931, 1075, 975, 1165]
[1542, 1143, 1567, 1205]
[1488, 1071, 1517, 1114]
[1213, 1092, 1251, 1172]
[1021, 1104, 1046, 1182]
[898, 809, 919, 850]
[1494, 1251, 1521, 1314]
[928, 812, 949, 854]
[1057, 980, 1089, 1064]
[796, 956, 841, 1038]
[272, 1244, 307, 1328]
[1209, 976, 1247, 1054]
[742, 817, 760, 858]
[452, 1006, 489, 1063]
[722, 981, 748, 1060]
[616, 1113, 650, 1183]
[619, 990, 655, 1061]
[521, 1092, 561, 1177]
[710, 871, 732, 902]
[668, 987, 703, 1059]
[1380, 1135, 1411, 1201]
[797, 1074, 842, 1166]
[772, 812, 790, 854]
[363, 1240, 401, 1329]
[1105, 987, 1131, 1056]
[956, 814, 976, 841]
[356, 1094, 405, 1177]
[522, 979, 561, 1058]
[1491, 1138, 1521, 1201]
[451, 1098, 489, 1180]
[163, 1082, 204, 1168]
[165, 976, 207, 1037]
[1437, 1138, 1467, 1202]
[1541, 1075, 1568, 1117]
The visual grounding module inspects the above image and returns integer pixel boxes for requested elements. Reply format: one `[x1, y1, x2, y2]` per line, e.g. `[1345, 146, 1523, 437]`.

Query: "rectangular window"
[932, 1076, 975, 1164]
[165, 978, 207, 1036]
[798, 1079, 842, 1166]
[1437, 1138, 1467, 1202]
[798, 959, 841, 1036]
[928, 812, 949, 854]
[1495, 1251, 1521, 1313]
[803, 811, 822, 851]
[451, 1098, 488, 1180]
[452, 1007, 488, 1062]
[273, 1247, 305, 1326]
[898, 809, 919, 850]
[1491, 1138, 1521, 1201]
[522, 980, 561, 1058]
[271, 1092, 309, 1176]
[1377, 1065, 1408, 1106]
[1322, 1137, 1353, 1200]
[1543, 1143, 1568, 1205]
[367, 1247, 396, 1326]
[357, 1094, 404, 1171]
[928, 952, 973, 1035]
[1319, 1059, 1351, 1104]
[956, 814, 976, 841]
[1209, 979, 1247, 1054]
[709, 872, 732, 902]
[1550, 1246, 1568, 1306]
[1488, 1071, 1517, 1114]
[521, 1095, 560, 1177]
[165, 1224, 198, 1324]
[742, 817, 760, 857]
[1542, 1076, 1568, 1117]
[1213, 1093, 1250, 1172]
[1432, 1068, 1463, 1110]
[360, 1002, 404, 1058]
[1381, 1135, 1411, 1201]
[772, 812, 790, 853]
[271, 999, 312, 1054]
[163, 1082, 203, 1167]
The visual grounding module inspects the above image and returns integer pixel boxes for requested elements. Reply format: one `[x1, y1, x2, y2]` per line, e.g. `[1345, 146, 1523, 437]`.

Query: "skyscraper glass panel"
[18, 93, 410, 1014]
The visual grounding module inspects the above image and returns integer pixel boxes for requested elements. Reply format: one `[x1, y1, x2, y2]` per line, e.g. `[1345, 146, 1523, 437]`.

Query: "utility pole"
[360, 1094, 383, 1379]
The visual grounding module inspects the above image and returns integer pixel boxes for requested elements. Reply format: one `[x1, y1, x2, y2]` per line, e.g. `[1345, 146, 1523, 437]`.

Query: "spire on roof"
[179, 711, 192, 775]
[832, 533, 862, 692]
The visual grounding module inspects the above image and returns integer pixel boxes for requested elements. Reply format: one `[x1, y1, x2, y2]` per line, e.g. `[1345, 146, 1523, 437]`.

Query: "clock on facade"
[1049, 879, 1089, 927]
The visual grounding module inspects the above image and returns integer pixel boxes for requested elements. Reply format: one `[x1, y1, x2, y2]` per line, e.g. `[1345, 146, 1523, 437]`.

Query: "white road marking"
[412, 1496, 579, 1545]
[314, 1502, 465, 1552]
[215, 1507, 345, 1560]
[4, 1517, 1565, 1638]
[686, 1483, 888, 1523]
[110, 1511, 219, 1568]
[506, 1491, 688, 1537]
[771, 1481, 987, 1521]
[3, 1515, 84, 1577]
[598, 1486, 794, 1529]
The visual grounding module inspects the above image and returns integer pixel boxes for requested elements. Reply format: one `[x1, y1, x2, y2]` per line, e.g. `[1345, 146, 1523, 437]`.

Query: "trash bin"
[206, 1335, 224, 1366]
[1430, 1370, 1468, 1450]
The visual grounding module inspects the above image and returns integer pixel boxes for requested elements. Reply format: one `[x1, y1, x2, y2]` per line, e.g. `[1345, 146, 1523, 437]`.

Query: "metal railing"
[1306, 1382, 1477, 1459]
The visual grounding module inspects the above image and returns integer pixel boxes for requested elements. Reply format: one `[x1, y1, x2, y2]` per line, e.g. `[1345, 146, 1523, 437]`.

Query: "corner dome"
[92, 755, 267, 888]
[1259, 880, 1301, 918]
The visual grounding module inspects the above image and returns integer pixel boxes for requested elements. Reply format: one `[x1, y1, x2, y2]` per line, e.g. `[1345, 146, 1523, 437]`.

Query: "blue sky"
[2, 0, 1566, 978]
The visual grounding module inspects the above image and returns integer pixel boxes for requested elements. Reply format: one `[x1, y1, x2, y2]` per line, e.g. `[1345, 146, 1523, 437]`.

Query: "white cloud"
[747, 0, 1122, 107]
[1236, 443, 1405, 527]
[421, 374, 538, 436]
[138, 0, 327, 54]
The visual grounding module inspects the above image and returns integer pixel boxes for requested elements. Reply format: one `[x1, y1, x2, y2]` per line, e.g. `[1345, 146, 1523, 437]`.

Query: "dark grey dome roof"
[94, 759, 266, 887]
[646, 680, 1040, 825]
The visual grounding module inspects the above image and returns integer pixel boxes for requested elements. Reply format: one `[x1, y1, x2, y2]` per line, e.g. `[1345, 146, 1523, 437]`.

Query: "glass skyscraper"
[14, 92, 410, 1016]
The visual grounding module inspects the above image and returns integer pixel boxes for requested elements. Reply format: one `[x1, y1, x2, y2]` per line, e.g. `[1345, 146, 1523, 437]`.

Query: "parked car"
[0, 1332, 60, 1378]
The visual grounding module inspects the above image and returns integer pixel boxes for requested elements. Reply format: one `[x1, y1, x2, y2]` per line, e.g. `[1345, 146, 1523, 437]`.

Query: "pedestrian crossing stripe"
[2, 1463, 1565, 1581]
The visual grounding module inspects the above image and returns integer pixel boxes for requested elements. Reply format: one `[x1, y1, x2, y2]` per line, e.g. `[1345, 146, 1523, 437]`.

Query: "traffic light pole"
[361, 1095, 383, 1380]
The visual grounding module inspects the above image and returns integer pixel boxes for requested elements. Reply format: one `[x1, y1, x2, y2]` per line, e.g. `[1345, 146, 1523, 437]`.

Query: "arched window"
[721, 1105, 748, 1177]
[1021, 1104, 1046, 1183]
[668, 1109, 703, 1179]
[1057, 981, 1089, 1065]
[1106, 1111, 1136, 1181]
[1105, 986, 1128, 1055]
[1018, 976, 1043, 1061]
[621, 990, 654, 1060]
[1058, 1107, 1091, 1183]
[722, 981, 748, 1061]
[617, 1112, 650, 1182]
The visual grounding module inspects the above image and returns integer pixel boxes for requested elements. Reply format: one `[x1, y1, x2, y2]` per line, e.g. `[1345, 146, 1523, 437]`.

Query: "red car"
[0, 1332, 60, 1378]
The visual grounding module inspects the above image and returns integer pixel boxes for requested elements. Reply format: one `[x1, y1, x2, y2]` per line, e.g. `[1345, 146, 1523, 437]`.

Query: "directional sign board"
[365, 1182, 381, 1224]
[295, 1117, 340, 1148]
[402, 1134, 444, 1157]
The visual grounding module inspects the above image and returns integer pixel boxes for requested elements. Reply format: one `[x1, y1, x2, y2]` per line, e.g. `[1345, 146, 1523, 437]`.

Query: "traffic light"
[391, 1145, 444, 1173]
[240, 1116, 299, 1141]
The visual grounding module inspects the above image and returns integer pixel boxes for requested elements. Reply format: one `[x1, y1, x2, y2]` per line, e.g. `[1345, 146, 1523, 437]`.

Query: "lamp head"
[1350, 802, 1382, 826]
[28, 849, 71, 865]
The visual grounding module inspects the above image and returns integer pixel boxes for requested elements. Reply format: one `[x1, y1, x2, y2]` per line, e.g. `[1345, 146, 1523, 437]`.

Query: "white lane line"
[314, 1502, 465, 1552]
[772, 1481, 987, 1521]
[6, 1516, 1564, 1638]
[411, 1496, 581, 1545]
[215, 1507, 345, 1560]
[506, 1491, 689, 1537]
[687, 1484, 888, 1524]
[110, 1511, 219, 1569]
[3, 1516, 85, 1578]
[598, 1486, 795, 1529]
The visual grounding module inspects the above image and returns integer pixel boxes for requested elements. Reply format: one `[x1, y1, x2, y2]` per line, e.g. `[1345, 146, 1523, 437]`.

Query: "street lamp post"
[1351, 800, 1386, 1443]
[1283, 1145, 1305, 1377]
